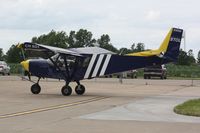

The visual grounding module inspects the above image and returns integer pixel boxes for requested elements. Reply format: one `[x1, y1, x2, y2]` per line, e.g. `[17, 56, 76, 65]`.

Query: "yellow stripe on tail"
[127, 28, 173, 57]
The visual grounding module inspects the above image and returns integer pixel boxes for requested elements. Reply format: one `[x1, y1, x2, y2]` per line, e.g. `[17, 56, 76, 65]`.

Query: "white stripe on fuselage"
[99, 54, 111, 76]
[91, 54, 104, 78]
[84, 54, 97, 79]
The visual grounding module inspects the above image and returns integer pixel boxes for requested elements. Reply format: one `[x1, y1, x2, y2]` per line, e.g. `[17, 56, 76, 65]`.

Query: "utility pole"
[182, 30, 186, 51]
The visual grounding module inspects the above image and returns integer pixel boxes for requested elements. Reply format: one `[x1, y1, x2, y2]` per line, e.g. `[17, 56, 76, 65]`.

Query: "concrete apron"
[79, 96, 200, 123]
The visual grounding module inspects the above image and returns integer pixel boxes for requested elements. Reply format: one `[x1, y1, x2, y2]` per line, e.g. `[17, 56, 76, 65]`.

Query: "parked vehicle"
[0, 61, 10, 75]
[144, 65, 167, 79]
[105, 70, 137, 78]
[117, 70, 137, 79]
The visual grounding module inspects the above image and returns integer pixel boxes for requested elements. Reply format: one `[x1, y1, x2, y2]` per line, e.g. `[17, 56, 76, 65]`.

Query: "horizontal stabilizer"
[127, 28, 183, 61]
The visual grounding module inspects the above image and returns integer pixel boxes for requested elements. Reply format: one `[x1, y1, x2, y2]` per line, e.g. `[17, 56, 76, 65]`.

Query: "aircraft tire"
[61, 85, 72, 96]
[31, 83, 41, 94]
[75, 85, 85, 95]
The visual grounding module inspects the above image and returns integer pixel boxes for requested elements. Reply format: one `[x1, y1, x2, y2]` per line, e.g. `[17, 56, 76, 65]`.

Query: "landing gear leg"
[61, 82, 72, 96]
[75, 81, 85, 95]
[31, 77, 41, 94]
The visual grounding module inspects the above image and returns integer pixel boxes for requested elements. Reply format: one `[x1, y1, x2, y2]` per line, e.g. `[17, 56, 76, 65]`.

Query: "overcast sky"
[0, 0, 199, 57]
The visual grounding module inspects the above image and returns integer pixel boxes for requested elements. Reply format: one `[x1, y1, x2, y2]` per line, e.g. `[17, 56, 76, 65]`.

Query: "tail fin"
[127, 28, 183, 61]
[162, 28, 183, 61]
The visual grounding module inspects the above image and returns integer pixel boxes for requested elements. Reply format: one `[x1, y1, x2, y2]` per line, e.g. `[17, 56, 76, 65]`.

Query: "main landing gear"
[75, 84, 85, 95]
[61, 85, 72, 96]
[61, 81, 85, 96]
[30, 78, 85, 96]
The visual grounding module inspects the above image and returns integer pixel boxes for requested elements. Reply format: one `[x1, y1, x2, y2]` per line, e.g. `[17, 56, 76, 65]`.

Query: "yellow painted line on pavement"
[0, 96, 108, 119]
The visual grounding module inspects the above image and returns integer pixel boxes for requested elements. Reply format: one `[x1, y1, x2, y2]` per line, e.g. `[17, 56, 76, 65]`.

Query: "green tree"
[6, 45, 21, 63]
[197, 50, 200, 64]
[135, 43, 145, 52]
[97, 34, 110, 47]
[32, 30, 68, 48]
[177, 49, 195, 65]
[187, 49, 196, 64]
[131, 43, 136, 52]
[67, 29, 96, 48]
[122, 42, 145, 54]
[119, 47, 132, 55]
[97, 34, 118, 53]
[67, 31, 76, 47]
[177, 49, 189, 65]
[0, 48, 4, 61]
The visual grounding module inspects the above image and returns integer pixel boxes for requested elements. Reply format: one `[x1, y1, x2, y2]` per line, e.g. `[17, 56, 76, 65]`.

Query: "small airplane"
[17, 28, 183, 96]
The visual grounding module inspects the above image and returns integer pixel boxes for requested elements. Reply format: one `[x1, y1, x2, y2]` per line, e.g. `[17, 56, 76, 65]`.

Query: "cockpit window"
[49, 54, 78, 71]
[82, 56, 91, 67]
[48, 54, 92, 72]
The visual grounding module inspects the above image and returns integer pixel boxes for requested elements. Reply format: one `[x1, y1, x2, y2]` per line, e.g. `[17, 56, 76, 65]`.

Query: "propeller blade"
[16, 43, 26, 61]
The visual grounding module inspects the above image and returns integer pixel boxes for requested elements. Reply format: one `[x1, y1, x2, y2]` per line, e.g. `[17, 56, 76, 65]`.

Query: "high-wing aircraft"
[18, 28, 183, 96]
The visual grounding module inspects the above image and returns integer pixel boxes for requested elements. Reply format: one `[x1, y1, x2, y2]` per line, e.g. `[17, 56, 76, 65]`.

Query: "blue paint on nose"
[29, 59, 50, 77]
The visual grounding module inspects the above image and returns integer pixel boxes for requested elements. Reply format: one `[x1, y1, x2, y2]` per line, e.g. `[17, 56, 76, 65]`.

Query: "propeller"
[17, 43, 31, 81]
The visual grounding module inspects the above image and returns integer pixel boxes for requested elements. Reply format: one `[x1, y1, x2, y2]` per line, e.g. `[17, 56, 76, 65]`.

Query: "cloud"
[145, 10, 161, 21]
[0, 0, 200, 57]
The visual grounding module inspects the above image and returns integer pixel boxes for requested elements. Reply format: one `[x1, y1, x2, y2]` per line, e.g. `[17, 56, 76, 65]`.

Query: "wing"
[17, 42, 82, 56]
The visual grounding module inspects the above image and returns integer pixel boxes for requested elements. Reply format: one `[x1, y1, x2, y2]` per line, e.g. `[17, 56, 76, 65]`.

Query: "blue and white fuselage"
[19, 28, 183, 96]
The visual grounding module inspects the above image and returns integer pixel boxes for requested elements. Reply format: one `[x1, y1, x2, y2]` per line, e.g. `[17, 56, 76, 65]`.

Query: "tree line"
[0, 29, 200, 66]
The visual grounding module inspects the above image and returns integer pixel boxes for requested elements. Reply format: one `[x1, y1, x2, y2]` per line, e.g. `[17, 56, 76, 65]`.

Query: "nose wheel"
[31, 83, 41, 94]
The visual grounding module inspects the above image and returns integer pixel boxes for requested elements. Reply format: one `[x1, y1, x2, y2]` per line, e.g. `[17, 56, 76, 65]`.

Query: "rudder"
[163, 28, 183, 61]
